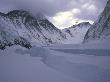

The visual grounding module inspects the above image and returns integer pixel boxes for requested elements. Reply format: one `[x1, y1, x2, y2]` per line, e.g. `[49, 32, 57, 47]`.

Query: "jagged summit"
[64, 22, 91, 30]
[7, 10, 29, 15]
[62, 22, 91, 44]
[6, 10, 31, 19]
[0, 9, 93, 49]
[36, 12, 46, 20]
[0, 12, 6, 16]
[0, 10, 66, 49]
[6, 10, 59, 31]
[76, 22, 91, 27]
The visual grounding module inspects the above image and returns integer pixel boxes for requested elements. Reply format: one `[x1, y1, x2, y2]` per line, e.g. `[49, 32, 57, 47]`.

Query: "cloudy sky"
[0, 0, 108, 29]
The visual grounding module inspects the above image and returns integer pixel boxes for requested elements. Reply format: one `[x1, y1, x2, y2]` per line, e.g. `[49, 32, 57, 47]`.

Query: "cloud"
[0, 0, 107, 15]
[50, 11, 74, 29]
[50, 9, 94, 29]
[0, 0, 73, 15]
[0, 0, 108, 28]
[50, 0, 107, 28]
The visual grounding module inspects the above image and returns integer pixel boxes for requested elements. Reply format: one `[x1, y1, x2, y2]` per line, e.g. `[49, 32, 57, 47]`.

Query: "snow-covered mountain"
[84, 0, 110, 43]
[0, 10, 66, 49]
[62, 22, 91, 44]
[0, 9, 93, 49]
[0, 12, 32, 49]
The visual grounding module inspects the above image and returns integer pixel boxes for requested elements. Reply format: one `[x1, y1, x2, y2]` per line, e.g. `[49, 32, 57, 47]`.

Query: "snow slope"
[84, 0, 110, 42]
[0, 13, 32, 49]
[0, 46, 83, 82]
[0, 10, 93, 50]
[0, 42, 110, 82]
[0, 10, 66, 49]
[47, 42, 110, 82]
[63, 22, 91, 44]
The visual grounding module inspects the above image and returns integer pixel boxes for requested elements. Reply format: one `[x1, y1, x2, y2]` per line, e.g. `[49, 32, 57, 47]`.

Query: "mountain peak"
[6, 10, 31, 18]
[35, 12, 46, 20]
[68, 22, 91, 29]
[84, 0, 110, 43]
[0, 12, 6, 17]
[77, 22, 91, 26]
[74, 22, 90, 26]
[0, 9, 66, 49]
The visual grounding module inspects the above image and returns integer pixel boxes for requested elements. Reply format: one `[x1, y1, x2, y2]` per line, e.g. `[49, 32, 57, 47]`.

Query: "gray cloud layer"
[0, 0, 108, 21]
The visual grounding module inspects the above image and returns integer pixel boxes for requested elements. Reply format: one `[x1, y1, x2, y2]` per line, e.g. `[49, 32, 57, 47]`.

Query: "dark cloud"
[74, 0, 108, 21]
[0, 0, 73, 15]
[0, 0, 108, 21]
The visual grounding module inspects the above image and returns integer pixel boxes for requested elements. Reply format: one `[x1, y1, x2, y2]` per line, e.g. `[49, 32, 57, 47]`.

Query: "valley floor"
[0, 43, 110, 82]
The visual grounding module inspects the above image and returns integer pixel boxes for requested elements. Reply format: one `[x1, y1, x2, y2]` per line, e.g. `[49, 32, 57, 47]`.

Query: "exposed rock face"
[0, 10, 66, 49]
[84, 0, 110, 42]
[0, 10, 92, 49]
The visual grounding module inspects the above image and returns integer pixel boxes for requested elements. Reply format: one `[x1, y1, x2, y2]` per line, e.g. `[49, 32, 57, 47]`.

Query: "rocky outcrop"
[84, 0, 110, 42]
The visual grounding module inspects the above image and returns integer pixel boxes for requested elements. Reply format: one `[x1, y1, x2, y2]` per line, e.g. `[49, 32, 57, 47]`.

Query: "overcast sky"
[0, 0, 108, 29]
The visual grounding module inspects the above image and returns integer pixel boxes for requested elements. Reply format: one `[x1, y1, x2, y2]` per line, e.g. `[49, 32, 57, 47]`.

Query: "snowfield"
[0, 46, 81, 82]
[0, 42, 110, 82]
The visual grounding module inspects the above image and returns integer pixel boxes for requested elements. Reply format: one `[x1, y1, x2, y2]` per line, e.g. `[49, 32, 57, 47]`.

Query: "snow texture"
[84, 0, 110, 43]
[62, 22, 91, 44]
[0, 41, 110, 82]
